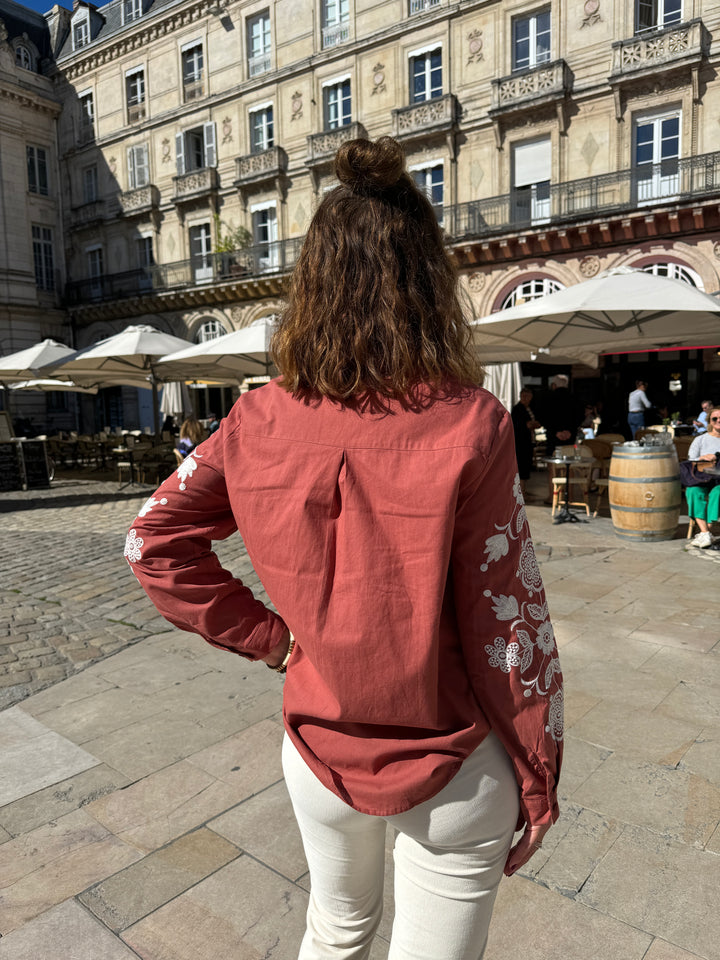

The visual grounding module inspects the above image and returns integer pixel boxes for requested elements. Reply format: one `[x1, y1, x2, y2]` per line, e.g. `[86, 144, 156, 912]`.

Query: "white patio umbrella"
[472, 267, 720, 357]
[157, 316, 278, 381]
[0, 339, 76, 383]
[160, 381, 193, 420]
[483, 363, 523, 413]
[10, 379, 99, 394]
[49, 324, 195, 435]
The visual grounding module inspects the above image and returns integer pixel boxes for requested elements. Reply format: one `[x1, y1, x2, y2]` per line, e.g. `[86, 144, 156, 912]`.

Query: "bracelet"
[269, 634, 295, 673]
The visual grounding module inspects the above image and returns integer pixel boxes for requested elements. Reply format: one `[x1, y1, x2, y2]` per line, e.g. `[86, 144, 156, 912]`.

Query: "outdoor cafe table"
[544, 455, 591, 525]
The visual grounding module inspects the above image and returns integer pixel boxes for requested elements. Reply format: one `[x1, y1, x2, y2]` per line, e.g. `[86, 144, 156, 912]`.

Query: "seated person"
[693, 399, 712, 435]
[686, 406, 720, 548]
[176, 417, 206, 459]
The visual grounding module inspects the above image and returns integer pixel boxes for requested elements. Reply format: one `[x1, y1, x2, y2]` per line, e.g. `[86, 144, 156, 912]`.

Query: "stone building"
[1, 0, 720, 431]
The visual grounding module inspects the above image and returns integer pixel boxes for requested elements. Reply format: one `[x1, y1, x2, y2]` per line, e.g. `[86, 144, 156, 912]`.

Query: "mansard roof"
[55, 0, 182, 62]
[0, 0, 52, 62]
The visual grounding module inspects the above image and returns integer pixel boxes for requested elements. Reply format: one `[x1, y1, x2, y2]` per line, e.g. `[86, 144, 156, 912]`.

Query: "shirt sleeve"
[641, 392, 652, 409]
[451, 410, 563, 831]
[124, 412, 289, 661]
[688, 436, 702, 459]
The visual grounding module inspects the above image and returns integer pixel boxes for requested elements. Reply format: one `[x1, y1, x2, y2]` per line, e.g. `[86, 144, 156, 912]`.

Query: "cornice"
[0, 79, 62, 115]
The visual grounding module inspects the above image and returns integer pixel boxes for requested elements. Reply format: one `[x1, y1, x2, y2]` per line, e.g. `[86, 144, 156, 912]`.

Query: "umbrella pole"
[151, 377, 160, 441]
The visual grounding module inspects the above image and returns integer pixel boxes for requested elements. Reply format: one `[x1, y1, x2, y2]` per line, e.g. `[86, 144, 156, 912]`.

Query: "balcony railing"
[322, 22, 350, 48]
[127, 102, 146, 123]
[69, 200, 107, 229]
[235, 146, 288, 185]
[610, 19, 708, 81]
[64, 238, 304, 306]
[172, 166, 219, 203]
[392, 93, 458, 140]
[183, 78, 204, 102]
[119, 184, 160, 217]
[491, 59, 572, 114]
[409, 0, 440, 13]
[307, 122, 366, 166]
[248, 52, 271, 77]
[445, 150, 720, 241]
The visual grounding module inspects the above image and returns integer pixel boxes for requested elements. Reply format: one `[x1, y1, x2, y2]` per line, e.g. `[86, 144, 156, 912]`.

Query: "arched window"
[501, 277, 564, 310]
[640, 261, 704, 290]
[195, 318, 227, 343]
[15, 44, 33, 70]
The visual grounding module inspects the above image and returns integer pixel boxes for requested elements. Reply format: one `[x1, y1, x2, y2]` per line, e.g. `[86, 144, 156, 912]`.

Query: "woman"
[686, 405, 720, 548]
[176, 416, 205, 458]
[125, 137, 562, 959]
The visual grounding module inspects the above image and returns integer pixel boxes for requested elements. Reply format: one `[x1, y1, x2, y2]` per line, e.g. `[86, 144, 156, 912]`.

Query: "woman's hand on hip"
[503, 823, 551, 877]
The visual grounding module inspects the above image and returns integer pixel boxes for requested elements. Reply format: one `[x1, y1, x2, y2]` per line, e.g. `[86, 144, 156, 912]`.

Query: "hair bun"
[334, 137, 405, 193]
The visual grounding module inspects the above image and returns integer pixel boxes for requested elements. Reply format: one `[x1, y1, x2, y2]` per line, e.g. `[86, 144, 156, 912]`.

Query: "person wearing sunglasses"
[686, 406, 720, 547]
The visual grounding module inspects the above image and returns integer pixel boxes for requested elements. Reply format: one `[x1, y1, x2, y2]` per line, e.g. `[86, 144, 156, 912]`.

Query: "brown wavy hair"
[271, 137, 482, 402]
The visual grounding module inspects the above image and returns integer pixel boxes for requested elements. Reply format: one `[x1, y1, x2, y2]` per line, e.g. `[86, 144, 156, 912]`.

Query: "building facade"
[1, 0, 720, 432]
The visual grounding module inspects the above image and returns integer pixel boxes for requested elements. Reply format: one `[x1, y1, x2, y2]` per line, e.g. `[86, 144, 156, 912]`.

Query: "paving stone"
[80, 827, 242, 931]
[629, 620, 719, 653]
[557, 736, 611, 798]
[210, 780, 308, 881]
[644, 939, 710, 960]
[185, 718, 284, 797]
[565, 660, 677, 710]
[569, 702, 702, 765]
[577, 824, 720, 960]
[122, 855, 308, 960]
[0, 764, 131, 839]
[0, 899, 139, 960]
[678, 724, 720, 790]
[485, 874, 651, 960]
[654, 680, 720, 727]
[34, 686, 167, 744]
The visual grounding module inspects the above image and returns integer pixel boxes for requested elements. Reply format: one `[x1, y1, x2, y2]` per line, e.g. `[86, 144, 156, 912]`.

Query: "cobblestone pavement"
[0, 478, 268, 709]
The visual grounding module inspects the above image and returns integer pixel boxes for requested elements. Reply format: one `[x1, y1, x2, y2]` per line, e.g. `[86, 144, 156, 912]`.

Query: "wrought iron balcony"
[445, 150, 720, 241]
[392, 94, 458, 142]
[322, 21, 350, 48]
[127, 102, 146, 123]
[610, 19, 709, 82]
[248, 52, 271, 77]
[307, 123, 367, 167]
[183, 78, 204, 102]
[409, 0, 440, 14]
[234, 146, 288, 187]
[172, 166, 219, 204]
[490, 59, 572, 116]
[64, 237, 304, 306]
[119, 184, 160, 218]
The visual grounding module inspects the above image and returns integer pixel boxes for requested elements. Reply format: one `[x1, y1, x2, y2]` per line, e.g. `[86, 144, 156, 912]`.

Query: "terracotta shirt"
[125, 380, 563, 828]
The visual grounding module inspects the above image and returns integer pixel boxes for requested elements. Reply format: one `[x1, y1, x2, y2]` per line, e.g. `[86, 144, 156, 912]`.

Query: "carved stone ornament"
[581, 0, 601, 28]
[467, 272, 486, 292]
[579, 255, 601, 278]
[713, 241, 720, 260]
[0, 18, 8, 42]
[161, 138, 171, 163]
[467, 30, 484, 64]
[222, 117, 232, 144]
[230, 305, 245, 324]
[371, 63, 385, 96]
[108, 156, 117, 176]
[291, 91, 303, 121]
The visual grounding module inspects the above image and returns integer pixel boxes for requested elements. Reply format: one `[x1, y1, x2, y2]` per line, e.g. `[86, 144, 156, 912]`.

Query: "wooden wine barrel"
[608, 444, 681, 542]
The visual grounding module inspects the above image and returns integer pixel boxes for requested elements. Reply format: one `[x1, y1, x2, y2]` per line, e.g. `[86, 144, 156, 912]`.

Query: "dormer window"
[73, 17, 90, 50]
[123, 0, 142, 24]
[15, 44, 33, 70]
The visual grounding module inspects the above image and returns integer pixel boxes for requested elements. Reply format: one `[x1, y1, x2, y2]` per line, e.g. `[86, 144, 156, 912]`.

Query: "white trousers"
[282, 732, 520, 960]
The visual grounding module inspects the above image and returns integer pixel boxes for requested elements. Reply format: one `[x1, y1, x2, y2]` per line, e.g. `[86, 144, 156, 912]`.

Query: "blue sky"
[18, 0, 112, 13]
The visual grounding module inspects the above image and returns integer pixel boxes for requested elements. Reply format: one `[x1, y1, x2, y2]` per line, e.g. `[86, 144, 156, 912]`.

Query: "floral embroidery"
[177, 453, 203, 491]
[124, 528, 144, 563]
[481, 471, 564, 742]
[138, 495, 168, 518]
[485, 637, 520, 673]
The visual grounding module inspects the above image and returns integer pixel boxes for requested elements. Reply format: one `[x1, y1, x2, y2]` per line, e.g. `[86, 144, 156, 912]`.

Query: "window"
[634, 112, 680, 202]
[26, 146, 48, 196]
[501, 277, 563, 309]
[123, 0, 142, 24]
[250, 105, 274, 153]
[83, 165, 98, 204]
[636, 0, 682, 32]
[412, 164, 443, 222]
[196, 318, 227, 342]
[247, 11, 271, 77]
[512, 138, 551, 224]
[87, 246, 104, 297]
[512, 9, 551, 71]
[73, 17, 90, 50]
[410, 48, 442, 103]
[126, 68, 146, 123]
[15, 44, 33, 70]
[32, 226, 54, 291]
[323, 79, 351, 130]
[189, 223, 213, 282]
[252, 204, 279, 270]
[641, 262, 702, 288]
[136, 235, 154, 291]
[322, 0, 349, 48]
[175, 123, 216, 174]
[409, 0, 440, 12]
[127, 144, 150, 189]
[79, 91, 95, 139]
[182, 43, 204, 102]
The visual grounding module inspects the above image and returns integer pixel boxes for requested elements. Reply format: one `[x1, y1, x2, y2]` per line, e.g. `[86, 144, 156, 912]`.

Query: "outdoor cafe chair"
[549, 444, 595, 518]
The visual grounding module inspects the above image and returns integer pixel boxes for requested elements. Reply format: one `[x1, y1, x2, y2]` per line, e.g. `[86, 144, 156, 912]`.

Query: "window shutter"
[127, 146, 136, 189]
[203, 122, 217, 167]
[513, 139, 551, 187]
[137, 144, 149, 186]
[175, 132, 185, 175]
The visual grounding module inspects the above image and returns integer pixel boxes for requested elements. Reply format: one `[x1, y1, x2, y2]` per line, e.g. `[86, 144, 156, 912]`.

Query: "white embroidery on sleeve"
[177, 453, 203, 491]
[124, 528, 144, 563]
[138, 496, 168, 517]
